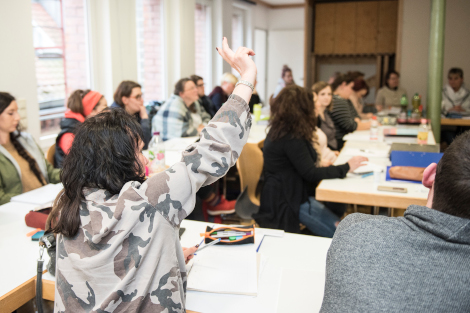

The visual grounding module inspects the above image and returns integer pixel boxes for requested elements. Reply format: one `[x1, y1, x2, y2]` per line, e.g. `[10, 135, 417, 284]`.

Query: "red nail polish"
[195, 244, 200, 248]
[215, 48, 218, 51]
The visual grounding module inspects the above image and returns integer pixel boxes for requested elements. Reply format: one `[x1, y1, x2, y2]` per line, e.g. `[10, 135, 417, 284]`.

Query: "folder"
[386, 151, 443, 184]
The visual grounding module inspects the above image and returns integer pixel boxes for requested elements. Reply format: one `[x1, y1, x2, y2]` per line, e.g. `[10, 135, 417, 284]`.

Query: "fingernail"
[215, 48, 218, 51]
[195, 244, 200, 248]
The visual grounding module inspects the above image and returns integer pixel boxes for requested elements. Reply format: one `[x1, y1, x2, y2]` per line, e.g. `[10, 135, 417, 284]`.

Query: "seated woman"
[375, 70, 407, 111]
[111, 81, 152, 149]
[0, 92, 60, 205]
[350, 79, 375, 119]
[254, 85, 366, 237]
[153, 78, 211, 140]
[312, 89, 338, 167]
[273, 65, 295, 99]
[330, 74, 371, 150]
[190, 74, 217, 117]
[312, 81, 338, 151]
[54, 89, 107, 167]
[47, 38, 256, 312]
[208, 72, 238, 111]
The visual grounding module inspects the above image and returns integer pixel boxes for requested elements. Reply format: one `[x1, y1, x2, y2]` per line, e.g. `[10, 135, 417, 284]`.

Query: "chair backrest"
[236, 140, 264, 206]
[46, 143, 56, 166]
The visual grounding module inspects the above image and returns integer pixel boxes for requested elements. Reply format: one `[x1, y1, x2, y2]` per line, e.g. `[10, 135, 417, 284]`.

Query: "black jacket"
[254, 133, 349, 233]
[54, 117, 82, 168]
[199, 95, 217, 117]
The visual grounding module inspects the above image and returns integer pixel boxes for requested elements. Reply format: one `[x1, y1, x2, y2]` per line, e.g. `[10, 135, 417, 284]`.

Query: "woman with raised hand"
[255, 85, 367, 237]
[0, 92, 60, 205]
[47, 38, 256, 313]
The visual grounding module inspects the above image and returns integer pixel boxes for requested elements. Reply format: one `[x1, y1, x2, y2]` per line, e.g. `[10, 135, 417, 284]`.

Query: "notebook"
[186, 246, 258, 296]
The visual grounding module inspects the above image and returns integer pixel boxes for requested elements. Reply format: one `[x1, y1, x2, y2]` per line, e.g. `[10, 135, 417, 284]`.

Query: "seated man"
[442, 67, 470, 115]
[320, 132, 470, 312]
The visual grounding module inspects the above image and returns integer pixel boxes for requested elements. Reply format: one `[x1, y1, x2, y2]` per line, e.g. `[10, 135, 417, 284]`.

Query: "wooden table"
[316, 127, 434, 210]
[440, 118, 470, 127]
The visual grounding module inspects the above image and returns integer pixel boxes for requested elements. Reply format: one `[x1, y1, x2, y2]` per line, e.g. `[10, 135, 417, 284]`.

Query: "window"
[194, 1, 212, 88]
[136, 0, 164, 102]
[231, 8, 244, 76]
[31, 0, 90, 136]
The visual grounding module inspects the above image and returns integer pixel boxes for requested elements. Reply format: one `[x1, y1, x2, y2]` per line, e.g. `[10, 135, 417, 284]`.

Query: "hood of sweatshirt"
[404, 205, 470, 244]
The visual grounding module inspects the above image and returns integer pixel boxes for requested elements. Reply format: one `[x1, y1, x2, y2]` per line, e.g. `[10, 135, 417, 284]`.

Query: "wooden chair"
[235, 140, 264, 219]
[46, 143, 56, 166]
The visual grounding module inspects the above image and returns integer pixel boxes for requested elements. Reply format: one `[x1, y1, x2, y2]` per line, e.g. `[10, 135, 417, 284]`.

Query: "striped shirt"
[330, 95, 359, 148]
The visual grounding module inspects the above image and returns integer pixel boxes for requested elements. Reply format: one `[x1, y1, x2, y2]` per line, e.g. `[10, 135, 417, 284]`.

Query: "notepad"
[11, 183, 63, 205]
[187, 246, 258, 296]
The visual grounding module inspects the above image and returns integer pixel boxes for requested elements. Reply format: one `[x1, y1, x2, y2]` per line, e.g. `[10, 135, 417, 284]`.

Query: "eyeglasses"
[131, 94, 143, 100]
[197, 83, 205, 87]
[184, 86, 197, 92]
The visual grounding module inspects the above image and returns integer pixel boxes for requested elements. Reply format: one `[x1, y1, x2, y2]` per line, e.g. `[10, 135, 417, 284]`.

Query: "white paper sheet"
[276, 269, 326, 313]
[187, 246, 258, 296]
[10, 183, 63, 205]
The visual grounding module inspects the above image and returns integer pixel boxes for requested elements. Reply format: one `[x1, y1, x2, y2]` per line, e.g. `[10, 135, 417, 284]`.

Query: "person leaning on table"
[254, 85, 367, 238]
[45, 38, 256, 313]
[321, 131, 470, 313]
[0, 92, 60, 205]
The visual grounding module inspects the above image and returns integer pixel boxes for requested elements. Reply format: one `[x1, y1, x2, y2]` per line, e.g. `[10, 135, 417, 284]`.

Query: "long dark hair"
[268, 85, 316, 142]
[0, 92, 46, 185]
[47, 109, 145, 237]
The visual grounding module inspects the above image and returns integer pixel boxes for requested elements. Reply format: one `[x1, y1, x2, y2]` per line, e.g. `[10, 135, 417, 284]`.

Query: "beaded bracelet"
[235, 80, 254, 92]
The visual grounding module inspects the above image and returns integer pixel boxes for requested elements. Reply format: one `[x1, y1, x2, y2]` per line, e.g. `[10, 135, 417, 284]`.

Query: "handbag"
[36, 232, 56, 313]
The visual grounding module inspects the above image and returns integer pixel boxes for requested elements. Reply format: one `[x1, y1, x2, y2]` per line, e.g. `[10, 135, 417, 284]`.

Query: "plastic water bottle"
[417, 119, 429, 144]
[148, 132, 166, 174]
[370, 116, 379, 141]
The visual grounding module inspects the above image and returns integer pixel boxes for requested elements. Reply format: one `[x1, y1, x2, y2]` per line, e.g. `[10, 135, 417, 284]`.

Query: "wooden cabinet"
[314, 0, 398, 55]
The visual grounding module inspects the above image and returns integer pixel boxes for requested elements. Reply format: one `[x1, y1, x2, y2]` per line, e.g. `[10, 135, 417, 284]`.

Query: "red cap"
[82, 91, 102, 116]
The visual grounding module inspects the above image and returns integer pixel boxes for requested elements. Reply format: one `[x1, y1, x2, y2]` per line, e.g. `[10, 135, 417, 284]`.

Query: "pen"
[196, 238, 221, 252]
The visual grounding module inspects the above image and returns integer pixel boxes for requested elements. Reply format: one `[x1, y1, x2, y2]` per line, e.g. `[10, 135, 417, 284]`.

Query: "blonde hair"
[221, 73, 238, 85]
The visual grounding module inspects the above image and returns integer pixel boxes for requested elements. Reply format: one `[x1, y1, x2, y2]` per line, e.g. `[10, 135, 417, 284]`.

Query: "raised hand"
[216, 37, 257, 86]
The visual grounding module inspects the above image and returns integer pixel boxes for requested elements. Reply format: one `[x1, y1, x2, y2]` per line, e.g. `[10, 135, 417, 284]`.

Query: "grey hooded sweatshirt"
[321, 205, 470, 313]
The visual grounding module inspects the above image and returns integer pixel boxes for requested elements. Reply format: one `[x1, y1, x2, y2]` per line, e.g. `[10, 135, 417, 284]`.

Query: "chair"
[46, 144, 56, 166]
[235, 140, 264, 219]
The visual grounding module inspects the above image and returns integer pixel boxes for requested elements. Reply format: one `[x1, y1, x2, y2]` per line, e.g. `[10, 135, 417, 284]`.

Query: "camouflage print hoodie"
[54, 94, 251, 313]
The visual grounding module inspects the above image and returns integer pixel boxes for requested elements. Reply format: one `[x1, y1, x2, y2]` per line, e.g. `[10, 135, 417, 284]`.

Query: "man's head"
[448, 68, 464, 92]
[190, 75, 205, 97]
[423, 131, 470, 219]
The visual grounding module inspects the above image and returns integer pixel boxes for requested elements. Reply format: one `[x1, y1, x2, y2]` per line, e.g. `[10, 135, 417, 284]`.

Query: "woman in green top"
[0, 92, 60, 205]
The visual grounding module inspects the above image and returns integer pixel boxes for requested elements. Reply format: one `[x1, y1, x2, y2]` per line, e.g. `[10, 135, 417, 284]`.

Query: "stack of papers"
[187, 247, 258, 296]
[10, 183, 63, 206]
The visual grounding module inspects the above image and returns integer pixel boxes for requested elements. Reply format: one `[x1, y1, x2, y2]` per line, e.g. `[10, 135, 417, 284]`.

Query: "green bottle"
[400, 94, 408, 112]
[412, 93, 420, 113]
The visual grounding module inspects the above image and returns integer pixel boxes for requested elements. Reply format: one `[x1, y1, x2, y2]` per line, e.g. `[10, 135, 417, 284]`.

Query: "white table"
[0, 201, 330, 313]
[316, 126, 434, 209]
[162, 123, 268, 167]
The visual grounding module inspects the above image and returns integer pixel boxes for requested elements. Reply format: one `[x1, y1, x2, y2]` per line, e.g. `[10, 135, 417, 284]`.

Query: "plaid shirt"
[152, 95, 211, 141]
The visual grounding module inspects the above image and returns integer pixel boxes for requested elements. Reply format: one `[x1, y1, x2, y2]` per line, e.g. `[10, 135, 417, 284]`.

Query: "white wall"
[399, 0, 470, 106]
[0, 0, 40, 141]
[265, 7, 305, 99]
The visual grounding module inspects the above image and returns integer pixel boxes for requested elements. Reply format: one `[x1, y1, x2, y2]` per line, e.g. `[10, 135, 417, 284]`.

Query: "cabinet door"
[377, 0, 398, 53]
[314, 3, 335, 54]
[334, 2, 357, 54]
[356, 1, 378, 54]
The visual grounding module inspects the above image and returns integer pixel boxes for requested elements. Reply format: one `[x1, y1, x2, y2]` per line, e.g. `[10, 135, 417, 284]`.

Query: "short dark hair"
[190, 75, 203, 85]
[384, 70, 400, 88]
[174, 78, 191, 96]
[433, 131, 470, 219]
[113, 81, 141, 107]
[331, 73, 354, 92]
[448, 68, 463, 78]
[353, 79, 369, 97]
[47, 109, 145, 237]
